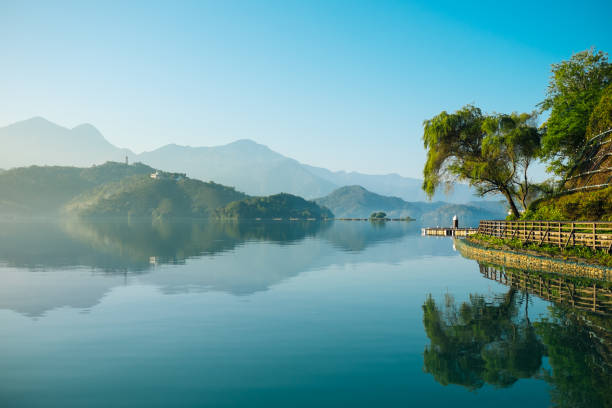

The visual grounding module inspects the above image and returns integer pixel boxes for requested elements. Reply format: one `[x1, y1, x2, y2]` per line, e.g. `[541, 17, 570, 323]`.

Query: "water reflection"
[422, 288, 612, 407]
[423, 290, 543, 390]
[0, 219, 436, 316]
[537, 307, 612, 407]
[0, 219, 426, 271]
[0, 219, 331, 271]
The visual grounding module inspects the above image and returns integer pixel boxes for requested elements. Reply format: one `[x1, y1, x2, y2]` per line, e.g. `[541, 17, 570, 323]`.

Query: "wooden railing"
[478, 220, 612, 252]
[479, 263, 612, 315]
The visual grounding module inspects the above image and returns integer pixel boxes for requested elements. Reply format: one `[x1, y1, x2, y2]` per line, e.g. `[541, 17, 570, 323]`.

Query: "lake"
[0, 220, 609, 407]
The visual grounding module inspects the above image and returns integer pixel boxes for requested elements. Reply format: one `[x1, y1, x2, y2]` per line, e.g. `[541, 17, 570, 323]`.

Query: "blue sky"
[1, 0, 611, 177]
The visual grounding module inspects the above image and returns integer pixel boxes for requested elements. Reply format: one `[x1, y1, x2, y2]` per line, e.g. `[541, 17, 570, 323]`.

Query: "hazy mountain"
[0, 117, 132, 168]
[315, 185, 506, 226]
[0, 117, 488, 202]
[315, 185, 420, 218]
[418, 203, 505, 227]
[303, 165, 480, 202]
[136, 140, 337, 198]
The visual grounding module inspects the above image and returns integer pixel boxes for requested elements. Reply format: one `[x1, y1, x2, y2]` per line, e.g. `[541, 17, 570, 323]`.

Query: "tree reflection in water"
[422, 290, 612, 407]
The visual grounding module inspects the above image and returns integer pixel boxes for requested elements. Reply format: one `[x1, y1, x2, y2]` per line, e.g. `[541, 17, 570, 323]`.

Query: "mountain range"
[0, 117, 485, 202]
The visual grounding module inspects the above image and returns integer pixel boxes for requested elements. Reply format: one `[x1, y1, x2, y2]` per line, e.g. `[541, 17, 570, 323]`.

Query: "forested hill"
[315, 185, 506, 226]
[215, 193, 333, 220]
[0, 162, 246, 218]
[0, 162, 153, 215]
[66, 175, 247, 218]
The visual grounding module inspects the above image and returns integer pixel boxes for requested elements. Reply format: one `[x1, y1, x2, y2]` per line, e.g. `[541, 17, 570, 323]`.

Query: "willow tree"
[422, 105, 540, 217]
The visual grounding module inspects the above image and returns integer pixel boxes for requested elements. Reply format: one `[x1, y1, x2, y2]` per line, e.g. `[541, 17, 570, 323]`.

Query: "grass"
[468, 233, 612, 268]
[521, 186, 612, 221]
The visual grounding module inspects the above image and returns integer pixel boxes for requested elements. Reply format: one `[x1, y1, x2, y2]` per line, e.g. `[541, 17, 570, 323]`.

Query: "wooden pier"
[422, 227, 478, 237]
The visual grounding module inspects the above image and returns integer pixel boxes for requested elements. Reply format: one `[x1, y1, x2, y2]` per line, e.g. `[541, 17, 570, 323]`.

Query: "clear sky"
[1, 0, 611, 177]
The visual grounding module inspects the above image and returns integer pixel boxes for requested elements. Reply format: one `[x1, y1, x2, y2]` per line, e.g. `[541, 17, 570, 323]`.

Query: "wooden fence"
[479, 263, 612, 315]
[478, 220, 612, 252]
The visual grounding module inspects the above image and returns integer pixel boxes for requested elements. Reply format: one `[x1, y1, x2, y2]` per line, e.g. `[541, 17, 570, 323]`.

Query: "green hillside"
[522, 187, 612, 221]
[66, 175, 246, 218]
[0, 162, 248, 218]
[315, 186, 410, 218]
[216, 193, 333, 220]
[0, 162, 153, 215]
[315, 185, 506, 226]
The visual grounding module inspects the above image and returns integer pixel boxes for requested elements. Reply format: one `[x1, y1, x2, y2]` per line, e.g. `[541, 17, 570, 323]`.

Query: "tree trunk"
[501, 188, 520, 218]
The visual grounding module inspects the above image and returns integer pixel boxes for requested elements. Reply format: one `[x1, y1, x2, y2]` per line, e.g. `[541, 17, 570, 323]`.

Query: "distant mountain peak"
[336, 185, 368, 192]
[225, 139, 274, 151]
[71, 123, 98, 131]
[23, 116, 53, 124]
[71, 123, 104, 139]
[229, 138, 261, 146]
[4, 116, 63, 131]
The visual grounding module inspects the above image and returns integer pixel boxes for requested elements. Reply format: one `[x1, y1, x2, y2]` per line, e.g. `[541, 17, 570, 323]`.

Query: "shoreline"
[456, 237, 611, 282]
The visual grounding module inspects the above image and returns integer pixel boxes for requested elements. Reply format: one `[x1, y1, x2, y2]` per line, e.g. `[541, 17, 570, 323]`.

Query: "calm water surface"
[0, 220, 609, 407]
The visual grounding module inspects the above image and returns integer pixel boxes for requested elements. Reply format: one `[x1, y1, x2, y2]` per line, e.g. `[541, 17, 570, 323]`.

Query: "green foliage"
[587, 83, 612, 136]
[523, 186, 612, 221]
[369, 211, 387, 219]
[215, 193, 333, 220]
[422, 106, 540, 217]
[539, 48, 612, 177]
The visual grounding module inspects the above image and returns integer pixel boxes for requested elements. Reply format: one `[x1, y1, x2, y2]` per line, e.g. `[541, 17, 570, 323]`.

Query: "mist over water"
[0, 220, 608, 407]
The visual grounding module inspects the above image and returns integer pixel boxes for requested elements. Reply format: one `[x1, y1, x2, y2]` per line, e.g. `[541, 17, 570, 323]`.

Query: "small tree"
[422, 105, 540, 217]
[369, 211, 387, 220]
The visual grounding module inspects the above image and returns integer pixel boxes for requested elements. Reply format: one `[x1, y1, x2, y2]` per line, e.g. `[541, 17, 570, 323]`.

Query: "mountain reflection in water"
[0, 219, 438, 316]
[0, 219, 610, 407]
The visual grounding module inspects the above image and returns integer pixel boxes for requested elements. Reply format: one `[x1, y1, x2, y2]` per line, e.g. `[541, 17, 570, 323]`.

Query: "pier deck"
[422, 227, 478, 237]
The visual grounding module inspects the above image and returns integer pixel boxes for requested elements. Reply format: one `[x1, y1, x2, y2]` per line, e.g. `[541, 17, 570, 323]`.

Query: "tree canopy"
[587, 83, 612, 137]
[422, 106, 540, 217]
[214, 193, 333, 220]
[539, 48, 612, 178]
